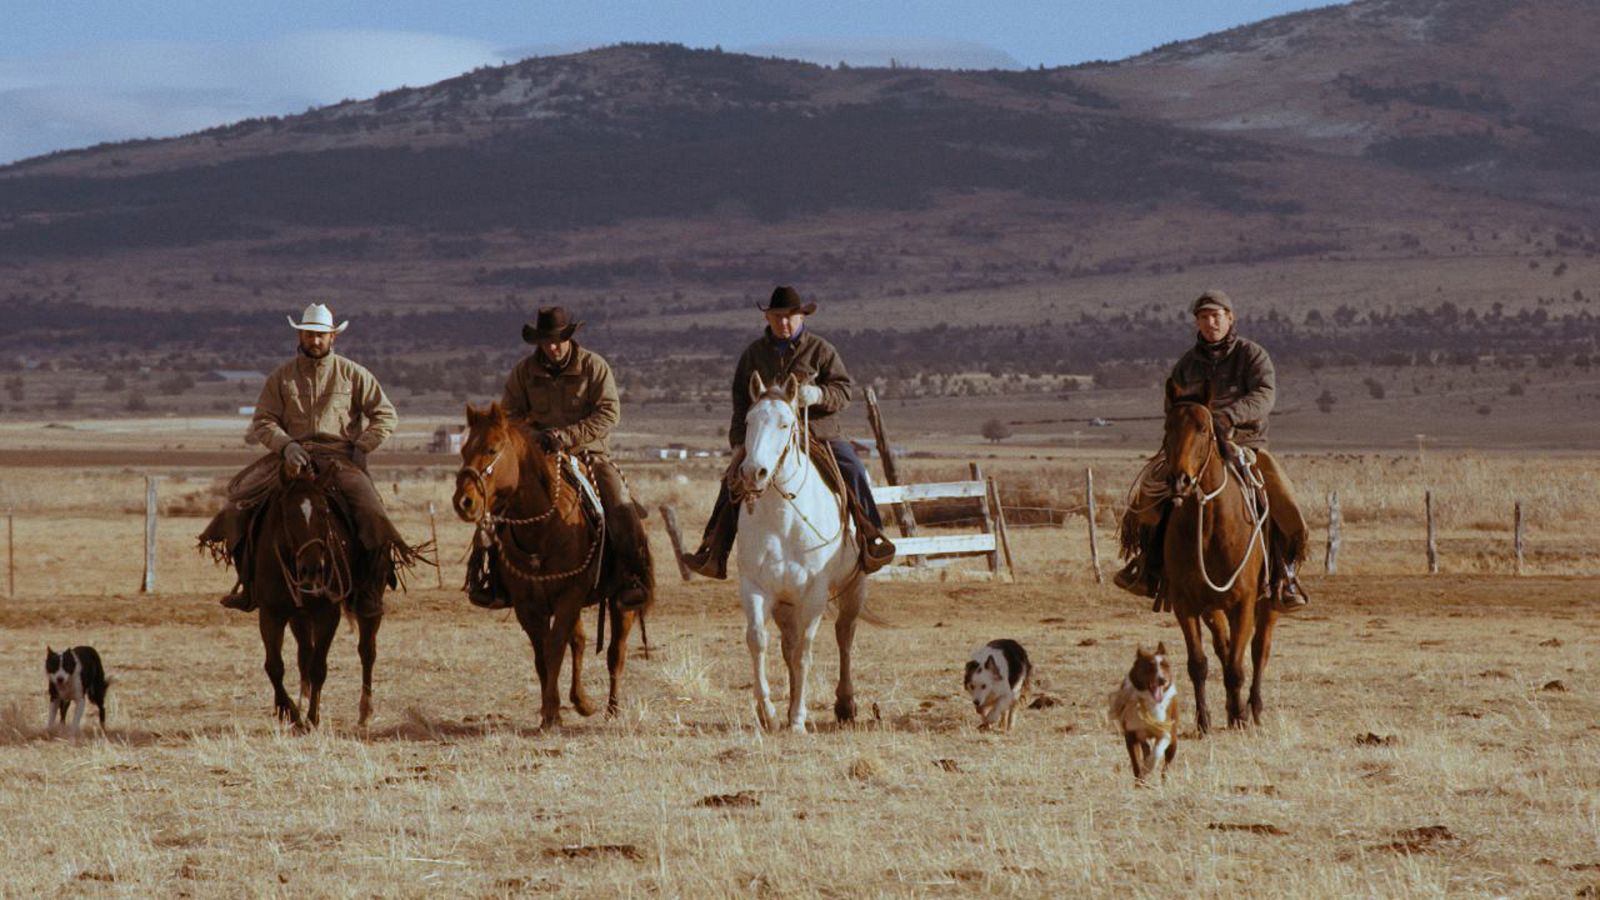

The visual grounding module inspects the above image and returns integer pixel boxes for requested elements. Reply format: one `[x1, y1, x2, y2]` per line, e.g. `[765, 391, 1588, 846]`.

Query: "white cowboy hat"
[287, 303, 349, 334]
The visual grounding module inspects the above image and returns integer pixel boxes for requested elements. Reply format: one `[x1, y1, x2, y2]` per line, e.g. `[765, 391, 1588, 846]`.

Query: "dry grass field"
[0, 456, 1596, 897]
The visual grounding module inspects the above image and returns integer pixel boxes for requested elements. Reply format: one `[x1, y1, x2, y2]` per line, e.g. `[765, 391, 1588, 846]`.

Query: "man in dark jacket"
[1115, 289, 1309, 610]
[684, 286, 895, 579]
[467, 306, 652, 611]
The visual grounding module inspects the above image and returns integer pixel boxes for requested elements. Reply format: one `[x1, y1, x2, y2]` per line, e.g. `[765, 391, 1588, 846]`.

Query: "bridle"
[275, 473, 352, 608]
[456, 434, 601, 585]
[1168, 402, 1268, 594]
[741, 393, 845, 549]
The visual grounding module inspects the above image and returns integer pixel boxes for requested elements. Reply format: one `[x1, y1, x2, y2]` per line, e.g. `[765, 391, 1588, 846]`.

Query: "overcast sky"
[0, 1, 1332, 165]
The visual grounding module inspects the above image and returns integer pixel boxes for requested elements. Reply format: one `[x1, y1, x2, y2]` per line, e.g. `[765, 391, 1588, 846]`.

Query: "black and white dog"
[964, 639, 1032, 732]
[45, 645, 110, 737]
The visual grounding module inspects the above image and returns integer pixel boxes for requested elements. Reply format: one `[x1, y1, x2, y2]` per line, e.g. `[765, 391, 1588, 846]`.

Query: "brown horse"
[251, 460, 382, 730]
[452, 402, 644, 730]
[1161, 379, 1278, 733]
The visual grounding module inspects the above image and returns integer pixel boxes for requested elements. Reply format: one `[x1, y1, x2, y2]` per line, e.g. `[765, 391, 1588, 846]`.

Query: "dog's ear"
[1155, 641, 1167, 656]
[983, 655, 1001, 677]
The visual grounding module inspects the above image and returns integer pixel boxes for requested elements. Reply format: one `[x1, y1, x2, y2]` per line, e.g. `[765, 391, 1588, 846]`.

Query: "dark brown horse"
[452, 402, 644, 730]
[1161, 379, 1278, 733]
[251, 460, 382, 730]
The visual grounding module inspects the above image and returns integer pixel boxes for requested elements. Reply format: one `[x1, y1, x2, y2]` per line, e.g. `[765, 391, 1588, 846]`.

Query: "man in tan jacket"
[200, 303, 403, 617]
[467, 306, 652, 611]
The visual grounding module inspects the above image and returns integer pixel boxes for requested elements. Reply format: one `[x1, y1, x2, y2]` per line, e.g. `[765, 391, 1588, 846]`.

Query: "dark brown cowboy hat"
[1190, 289, 1234, 316]
[521, 306, 583, 344]
[757, 285, 816, 316]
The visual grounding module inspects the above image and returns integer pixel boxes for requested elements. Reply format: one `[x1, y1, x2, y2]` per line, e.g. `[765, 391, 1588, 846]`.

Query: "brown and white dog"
[1108, 642, 1178, 782]
[964, 639, 1031, 732]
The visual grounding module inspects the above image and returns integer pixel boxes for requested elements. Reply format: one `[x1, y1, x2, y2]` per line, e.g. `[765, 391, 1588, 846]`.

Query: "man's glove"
[798, 384, 824, 407]
[283, 441, 311, 471]
[351, 446, 369, 470]
[538, 429, 564, 453]
[1213, 412, 1234, 443]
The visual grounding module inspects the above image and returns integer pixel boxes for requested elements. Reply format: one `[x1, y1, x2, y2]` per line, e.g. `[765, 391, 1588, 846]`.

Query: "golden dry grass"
[0, 461, 1597, 896]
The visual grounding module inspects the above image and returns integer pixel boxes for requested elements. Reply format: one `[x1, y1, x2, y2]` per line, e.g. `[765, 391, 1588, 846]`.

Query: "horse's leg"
[783, 609, 823, 734]
[260, 610, 301, 728]
[304, 603, 340, 729]
[1224, 600, 1255, 728]
[605, 607, 636, 717]
[357, 611, 381, 728]
[832, 575, 864, 723]
[741, 581, 777, 731]
[540, 601, 582, 730]
[292, 615, 314, 714]
[514, 602, 551, 727]
[1249, 599, 1279, 725]
[1177, 609, 1211, 736]
[567, 607, 597, 717]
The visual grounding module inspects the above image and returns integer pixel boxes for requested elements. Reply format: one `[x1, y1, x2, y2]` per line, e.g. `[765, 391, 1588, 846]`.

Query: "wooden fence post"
[1514, 500, 1524, 576]
[1325, 491, 1340, 576]
[1084, 467, 1103, 584]
[659, 504, 694, 581]
[970, 462, 1000, 580]
[865, 387, 921, 566]
[1425, 489, 1438, 575]
[6, 511, 13, 598]
[986, 477, 1016, 582]
[141, 476, 159, 594]
[427, 502, 444, 589]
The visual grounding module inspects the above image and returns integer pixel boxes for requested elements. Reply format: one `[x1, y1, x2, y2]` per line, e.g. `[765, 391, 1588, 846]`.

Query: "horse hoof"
[757, 702, 776, 731]
[834, 698, 857, 723]
[572, 697, 598, 718]
[788, 722, 808, 735]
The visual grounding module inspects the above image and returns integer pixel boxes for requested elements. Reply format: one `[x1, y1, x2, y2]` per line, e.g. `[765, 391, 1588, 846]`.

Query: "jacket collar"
[294, 349, 337, 374]
[764, 325, 806, 353]
[1195, 329, 1237, 362]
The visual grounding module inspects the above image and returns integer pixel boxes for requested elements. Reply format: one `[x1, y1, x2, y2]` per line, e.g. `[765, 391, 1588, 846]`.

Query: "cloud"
[735, 36, 1021, 70]
[0, 30, 509, 165]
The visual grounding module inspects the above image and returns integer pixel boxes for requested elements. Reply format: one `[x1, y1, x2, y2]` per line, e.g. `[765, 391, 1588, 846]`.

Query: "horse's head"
[1163, 379, 1217, 498]
[276, 462, 348, 601]
[740, 371, 801, 495]
[454, 402, 527, 522]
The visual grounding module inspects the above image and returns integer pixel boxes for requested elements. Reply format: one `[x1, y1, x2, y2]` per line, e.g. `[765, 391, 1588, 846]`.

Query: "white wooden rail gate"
[870, 475, 1014, 581]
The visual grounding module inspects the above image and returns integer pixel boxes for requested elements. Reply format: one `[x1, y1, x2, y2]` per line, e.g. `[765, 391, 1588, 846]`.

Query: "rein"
[460, 440, 602, 586]
[274, 481, 353, 608]
[1174, 415, 1269, 594]
[743, 396, 846, 549]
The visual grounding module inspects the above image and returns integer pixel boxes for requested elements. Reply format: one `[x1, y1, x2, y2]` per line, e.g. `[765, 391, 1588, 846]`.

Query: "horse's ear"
[783, 373, 800, 404]
[486, 401, 507, 425]
[748, 370, 767, 403]
[1165, 378, 1183, 405]
[465, 403, 484, 426]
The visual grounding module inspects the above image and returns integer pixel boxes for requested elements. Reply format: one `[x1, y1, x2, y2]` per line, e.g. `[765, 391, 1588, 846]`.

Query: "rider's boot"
[465, 545, 513, 609]
[849, 501, 896, 574]
[609, 502, 654, 612]
[684, 491, 737, 580]
[1113, 527, 1161, 599]
[1273, 558, 1309, 611]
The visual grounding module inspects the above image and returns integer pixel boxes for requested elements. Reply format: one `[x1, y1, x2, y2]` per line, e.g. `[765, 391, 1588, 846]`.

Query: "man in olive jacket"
[200, 303, 405, 617]
[1115, 289, 1309, 610]
[467, 306, 652, 611]
[684, 286, 895, 579]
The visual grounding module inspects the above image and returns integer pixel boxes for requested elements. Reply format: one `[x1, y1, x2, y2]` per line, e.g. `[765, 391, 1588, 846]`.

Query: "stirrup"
[467, 585, 512, 610]
[219, 588, 255, 612]
[615, 584, 650, 611]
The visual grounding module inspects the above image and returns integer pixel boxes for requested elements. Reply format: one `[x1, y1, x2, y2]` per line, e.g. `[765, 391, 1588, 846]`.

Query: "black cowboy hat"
[757, 285, 816, 316]
[521, 306, 583, 344]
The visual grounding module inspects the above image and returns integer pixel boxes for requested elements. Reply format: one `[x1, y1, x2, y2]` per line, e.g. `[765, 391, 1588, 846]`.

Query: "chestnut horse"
[452, 403, 642, 730]
[1161, 379, 1278, 733]
[251, 460, 382, 730]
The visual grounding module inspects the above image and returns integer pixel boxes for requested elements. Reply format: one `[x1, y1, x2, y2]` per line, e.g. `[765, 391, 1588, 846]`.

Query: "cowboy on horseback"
[684, 285, 896, 579]
[464, 306, 652, 611]
[200, 303, 405, 617]
[1115, 289, 1310, 611]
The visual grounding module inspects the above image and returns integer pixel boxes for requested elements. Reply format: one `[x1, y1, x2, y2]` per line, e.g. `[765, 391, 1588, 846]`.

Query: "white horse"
[737, 372, 867, 733]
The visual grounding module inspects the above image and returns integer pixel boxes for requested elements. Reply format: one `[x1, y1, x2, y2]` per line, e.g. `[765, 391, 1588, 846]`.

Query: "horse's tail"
[831, 566, 894, 628]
